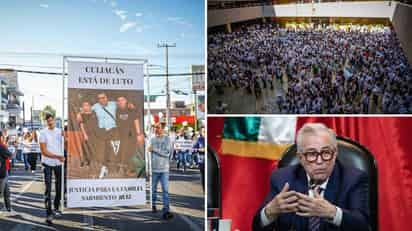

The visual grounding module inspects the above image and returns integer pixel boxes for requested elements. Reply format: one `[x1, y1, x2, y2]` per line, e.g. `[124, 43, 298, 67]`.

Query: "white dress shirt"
[260, 175, 343, 227]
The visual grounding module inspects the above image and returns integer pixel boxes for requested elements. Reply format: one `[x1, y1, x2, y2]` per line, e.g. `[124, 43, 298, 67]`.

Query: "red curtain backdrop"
[208, 117, 412, 231]
[208, 117, 279, 231]
[298, 117, 412, 231]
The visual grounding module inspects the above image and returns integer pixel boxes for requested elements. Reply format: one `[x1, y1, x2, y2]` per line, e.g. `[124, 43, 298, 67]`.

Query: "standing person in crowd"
[175, 128, 189, 173]
[169, 127, 177, 161]
[0, 131, 12, 214]
[16, 135, 23, 162]
[39, 114, 65, 225]
[7, 141, 17, 175]
[28, 131, 41, 173]
[148, 123, 173, 220]
[193, 127, 205, 190]
[22, 132, 32, 171]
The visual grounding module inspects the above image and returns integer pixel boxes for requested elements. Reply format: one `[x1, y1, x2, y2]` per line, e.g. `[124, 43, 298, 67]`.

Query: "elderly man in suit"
[252, 123, 370, 231]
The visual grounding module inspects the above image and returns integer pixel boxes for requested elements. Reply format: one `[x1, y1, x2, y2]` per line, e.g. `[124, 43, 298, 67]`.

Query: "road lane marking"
[177, 213, 203, 231]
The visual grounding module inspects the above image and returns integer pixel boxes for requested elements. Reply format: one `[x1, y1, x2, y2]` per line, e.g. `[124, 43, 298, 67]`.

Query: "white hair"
[296, 123, 337, 152]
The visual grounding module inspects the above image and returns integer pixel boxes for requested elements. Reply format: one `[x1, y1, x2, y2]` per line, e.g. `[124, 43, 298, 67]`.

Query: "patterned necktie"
[308, 185, 324, 231]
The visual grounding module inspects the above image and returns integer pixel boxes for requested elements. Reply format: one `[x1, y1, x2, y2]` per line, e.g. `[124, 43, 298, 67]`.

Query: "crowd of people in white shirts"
[208, 22, 412, 114]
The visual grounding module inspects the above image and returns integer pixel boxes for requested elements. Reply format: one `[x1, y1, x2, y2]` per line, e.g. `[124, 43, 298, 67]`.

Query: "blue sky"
[0, 0, 205, 118]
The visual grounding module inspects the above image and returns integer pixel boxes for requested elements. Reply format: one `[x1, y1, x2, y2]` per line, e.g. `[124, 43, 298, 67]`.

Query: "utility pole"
[22, 101, 25, 130]
[157, 42, 176, 132]
[194, 89, 197, 132]
[31, 95, 34, 130]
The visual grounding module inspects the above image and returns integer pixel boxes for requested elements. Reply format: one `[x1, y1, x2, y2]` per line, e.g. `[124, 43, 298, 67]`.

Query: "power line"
[0, 63, 194, 70]
[0, 64, 61, 69]
[0, 51, 204, 59]
[13, 69, 204, 77]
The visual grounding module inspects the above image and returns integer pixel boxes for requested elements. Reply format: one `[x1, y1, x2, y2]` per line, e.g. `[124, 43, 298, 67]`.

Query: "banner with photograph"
[67, 60, 145, 208]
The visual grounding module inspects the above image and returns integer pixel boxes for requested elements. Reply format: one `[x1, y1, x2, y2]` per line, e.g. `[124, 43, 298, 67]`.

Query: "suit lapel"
[321, 162, 341, 231]
[324, 161, 341, 205]
[294, 165, 309, 231]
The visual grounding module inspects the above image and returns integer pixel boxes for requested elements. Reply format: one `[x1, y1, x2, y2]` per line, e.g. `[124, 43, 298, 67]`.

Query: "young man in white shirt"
[39, 114, 65, 225]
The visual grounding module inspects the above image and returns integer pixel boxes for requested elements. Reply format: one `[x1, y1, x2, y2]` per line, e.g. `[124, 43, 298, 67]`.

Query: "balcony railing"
[209, 0, 274, 10]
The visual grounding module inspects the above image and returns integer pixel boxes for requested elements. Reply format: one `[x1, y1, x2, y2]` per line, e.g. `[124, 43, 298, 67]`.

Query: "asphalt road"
[0, 161, 204, 231]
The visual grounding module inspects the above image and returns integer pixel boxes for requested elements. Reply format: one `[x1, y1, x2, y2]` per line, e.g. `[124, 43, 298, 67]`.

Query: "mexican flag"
[208, 116, 412, 231]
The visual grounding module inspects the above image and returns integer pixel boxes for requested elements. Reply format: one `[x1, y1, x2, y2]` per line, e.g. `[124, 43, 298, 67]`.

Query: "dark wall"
[392, 2, 412, 65]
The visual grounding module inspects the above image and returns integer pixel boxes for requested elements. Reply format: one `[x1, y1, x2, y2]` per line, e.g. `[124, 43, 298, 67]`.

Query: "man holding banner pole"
[148, 123, 174, 220]
[39, 114, 65, 225]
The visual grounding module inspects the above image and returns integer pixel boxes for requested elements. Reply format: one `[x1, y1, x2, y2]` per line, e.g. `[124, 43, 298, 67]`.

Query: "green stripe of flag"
[223, 117, 262, 142]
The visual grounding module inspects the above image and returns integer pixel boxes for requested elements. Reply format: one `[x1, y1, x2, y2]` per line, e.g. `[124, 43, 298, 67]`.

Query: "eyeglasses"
[298, 148, 336, 163]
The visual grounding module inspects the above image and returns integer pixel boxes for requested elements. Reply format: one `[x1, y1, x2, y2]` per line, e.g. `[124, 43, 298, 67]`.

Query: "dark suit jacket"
[252, 161, 370, 231]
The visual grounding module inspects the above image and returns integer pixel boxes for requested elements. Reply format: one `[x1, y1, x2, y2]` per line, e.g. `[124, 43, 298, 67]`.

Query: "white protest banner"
[68, 61, 143, 90]
[174, 140, 193, 151]
[67, 179, 145, 208]
[67, 60, 145, 208]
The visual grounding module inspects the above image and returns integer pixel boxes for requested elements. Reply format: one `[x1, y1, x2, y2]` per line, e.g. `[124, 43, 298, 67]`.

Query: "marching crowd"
[0, 115, 66, 224]
[0, 117, 205, 224]
[208, 23, 412, 114]
[0, 125, 53, 218]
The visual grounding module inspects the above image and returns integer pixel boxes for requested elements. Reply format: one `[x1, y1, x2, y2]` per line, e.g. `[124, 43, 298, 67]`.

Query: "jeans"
[23, 154, 30, 170]
[0, 175, 10, 211]
[192, 152, 200, 166]
[16, 150, 23, 161]
[186, 153, 193, 166]
[152, 172, 169, 213]
[177, 151, 188, 171]
[43, 164, 62, 216]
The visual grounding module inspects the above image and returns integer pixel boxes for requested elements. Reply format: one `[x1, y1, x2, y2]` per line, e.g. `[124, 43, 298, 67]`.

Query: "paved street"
[208, 78, 286, 114]
[0, 161, 204, 231]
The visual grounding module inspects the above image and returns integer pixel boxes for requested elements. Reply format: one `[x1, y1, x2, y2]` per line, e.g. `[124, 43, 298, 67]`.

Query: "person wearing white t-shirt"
[39, 114, 64, 225]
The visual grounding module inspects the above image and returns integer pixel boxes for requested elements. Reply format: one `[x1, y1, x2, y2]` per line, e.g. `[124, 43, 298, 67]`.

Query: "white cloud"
[111, 0, 117, 7]
[113, 9, 127, 21]
[39, 4, 49, 9]
[167, 17, 181, 22]
[167, 17, 192, 27]
[135, 12, 143, 17]
[119, 22, 136, 33]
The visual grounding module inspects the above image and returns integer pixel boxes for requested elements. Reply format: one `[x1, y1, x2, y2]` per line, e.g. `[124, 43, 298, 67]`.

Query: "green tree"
[40, 105, 56, 121]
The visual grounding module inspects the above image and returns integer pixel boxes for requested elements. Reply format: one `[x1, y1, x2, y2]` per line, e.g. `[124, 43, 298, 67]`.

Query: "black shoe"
[46, 215, 53, 225]
[152, 206, 157, 213]
[162, 212, 174, 220]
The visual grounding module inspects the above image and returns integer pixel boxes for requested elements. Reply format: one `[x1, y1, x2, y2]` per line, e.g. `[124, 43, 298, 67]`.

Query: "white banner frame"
[62, 55, 150, 214]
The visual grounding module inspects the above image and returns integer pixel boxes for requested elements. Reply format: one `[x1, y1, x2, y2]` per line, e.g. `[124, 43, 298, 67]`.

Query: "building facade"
[0, 69, 24, 130]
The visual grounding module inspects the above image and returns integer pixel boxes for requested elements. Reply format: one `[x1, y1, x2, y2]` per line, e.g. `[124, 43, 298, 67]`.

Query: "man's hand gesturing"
[296, 187, 337, 219]
[264, 182, 299, 221]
